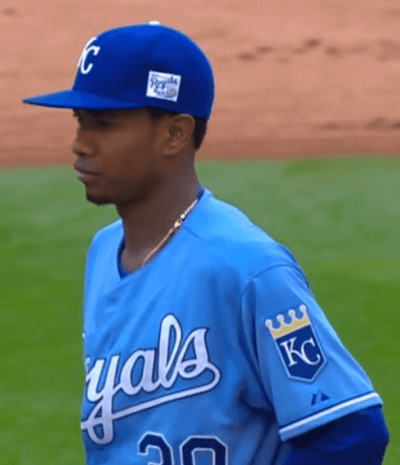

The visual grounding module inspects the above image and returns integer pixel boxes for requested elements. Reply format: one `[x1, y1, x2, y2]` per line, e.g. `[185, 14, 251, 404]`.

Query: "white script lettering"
[81, 315, 220, 445]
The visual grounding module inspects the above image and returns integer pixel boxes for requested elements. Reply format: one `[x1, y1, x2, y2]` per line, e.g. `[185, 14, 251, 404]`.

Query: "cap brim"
[22, 89, 145, 110]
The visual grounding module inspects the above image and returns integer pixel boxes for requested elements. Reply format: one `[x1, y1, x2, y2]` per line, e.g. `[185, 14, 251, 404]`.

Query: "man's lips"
[73, 163, 100, 183]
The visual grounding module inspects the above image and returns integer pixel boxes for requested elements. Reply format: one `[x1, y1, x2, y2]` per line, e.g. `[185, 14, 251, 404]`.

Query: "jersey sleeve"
[240, 263, 383, 441]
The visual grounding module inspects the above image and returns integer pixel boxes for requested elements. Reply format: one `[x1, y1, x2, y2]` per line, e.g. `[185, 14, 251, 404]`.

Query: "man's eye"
[94, 119, 111, 127]
[72, 114, 111, 128]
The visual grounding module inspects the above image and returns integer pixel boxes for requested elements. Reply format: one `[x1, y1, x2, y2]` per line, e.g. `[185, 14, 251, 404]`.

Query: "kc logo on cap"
[77, 37, 101, 75]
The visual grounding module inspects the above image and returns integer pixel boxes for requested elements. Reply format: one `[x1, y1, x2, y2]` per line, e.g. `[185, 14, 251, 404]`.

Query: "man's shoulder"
[184, 189, 298, 276]
[88, 219, 123, 254]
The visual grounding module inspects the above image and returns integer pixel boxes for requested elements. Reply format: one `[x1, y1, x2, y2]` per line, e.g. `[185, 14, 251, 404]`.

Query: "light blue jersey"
[81, 188, 382, 465]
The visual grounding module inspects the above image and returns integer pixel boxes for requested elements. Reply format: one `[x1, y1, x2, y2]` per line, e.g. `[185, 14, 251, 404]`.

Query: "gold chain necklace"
[141, 196, 199, 267]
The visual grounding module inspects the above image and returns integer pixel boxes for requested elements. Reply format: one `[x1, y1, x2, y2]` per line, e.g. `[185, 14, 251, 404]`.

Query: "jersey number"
[138, 433, 228, 465]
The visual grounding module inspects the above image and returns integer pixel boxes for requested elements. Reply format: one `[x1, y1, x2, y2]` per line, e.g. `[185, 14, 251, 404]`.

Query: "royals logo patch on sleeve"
[265, 305, 326, 382]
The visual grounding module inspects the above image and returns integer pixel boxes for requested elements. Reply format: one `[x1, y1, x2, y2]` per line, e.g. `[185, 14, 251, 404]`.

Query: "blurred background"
[1, 0, 399, 463]
[3, 0, 400, 164]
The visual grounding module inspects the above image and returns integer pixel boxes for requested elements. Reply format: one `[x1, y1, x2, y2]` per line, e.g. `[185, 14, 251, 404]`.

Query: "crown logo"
[265, 305, 310, 339]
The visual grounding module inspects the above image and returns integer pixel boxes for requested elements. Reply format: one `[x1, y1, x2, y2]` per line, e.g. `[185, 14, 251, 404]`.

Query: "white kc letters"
[81, 315, 220, 445]
[280, 336, 321, 367]
[77, 37, 101, 75]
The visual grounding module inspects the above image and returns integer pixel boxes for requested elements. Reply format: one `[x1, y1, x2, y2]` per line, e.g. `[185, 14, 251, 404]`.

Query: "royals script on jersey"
[81, 188, 382, 465]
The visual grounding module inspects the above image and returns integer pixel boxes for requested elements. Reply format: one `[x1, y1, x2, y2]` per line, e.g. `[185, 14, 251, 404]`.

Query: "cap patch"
[146, 70, 181, 102]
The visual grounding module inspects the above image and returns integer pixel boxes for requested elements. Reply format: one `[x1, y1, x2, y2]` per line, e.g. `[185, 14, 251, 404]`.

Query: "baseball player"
[23, 22, 389, 465]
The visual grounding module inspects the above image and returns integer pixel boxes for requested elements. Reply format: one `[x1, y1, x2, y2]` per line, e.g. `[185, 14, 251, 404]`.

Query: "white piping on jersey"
[279, 392, 381, 437]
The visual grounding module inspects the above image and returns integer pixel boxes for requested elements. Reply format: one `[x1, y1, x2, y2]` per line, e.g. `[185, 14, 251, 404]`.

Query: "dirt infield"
[2, 0, 400, 167]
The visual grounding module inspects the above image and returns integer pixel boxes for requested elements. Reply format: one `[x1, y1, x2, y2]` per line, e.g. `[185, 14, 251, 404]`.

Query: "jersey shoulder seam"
[183, 225, 300, 288]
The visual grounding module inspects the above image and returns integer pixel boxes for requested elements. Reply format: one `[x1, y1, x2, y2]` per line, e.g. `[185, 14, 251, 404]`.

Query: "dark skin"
[72, 108, 201, 272]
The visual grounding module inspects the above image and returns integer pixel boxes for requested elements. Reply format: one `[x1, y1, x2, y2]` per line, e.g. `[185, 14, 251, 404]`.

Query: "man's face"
[72, 109, 162, 206]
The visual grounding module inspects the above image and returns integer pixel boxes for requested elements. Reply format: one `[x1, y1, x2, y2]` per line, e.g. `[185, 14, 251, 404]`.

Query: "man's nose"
[72, 128, 95, 157]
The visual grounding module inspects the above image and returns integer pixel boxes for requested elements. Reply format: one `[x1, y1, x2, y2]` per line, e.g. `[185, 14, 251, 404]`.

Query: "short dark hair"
[146, 107, 208, 151]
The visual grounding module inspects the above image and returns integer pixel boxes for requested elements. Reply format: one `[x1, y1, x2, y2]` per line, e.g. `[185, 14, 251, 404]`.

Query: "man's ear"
[162, 114, 195, 157]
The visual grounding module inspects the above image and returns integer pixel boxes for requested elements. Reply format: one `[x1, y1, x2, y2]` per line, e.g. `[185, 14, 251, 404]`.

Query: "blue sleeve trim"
[286, 406, 389, 465]
[280, 391, 382, 440]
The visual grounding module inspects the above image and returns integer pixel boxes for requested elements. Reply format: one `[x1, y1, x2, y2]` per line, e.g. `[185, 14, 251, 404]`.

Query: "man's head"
[23, 22, 215, 206]
[70, 107, 203, 206]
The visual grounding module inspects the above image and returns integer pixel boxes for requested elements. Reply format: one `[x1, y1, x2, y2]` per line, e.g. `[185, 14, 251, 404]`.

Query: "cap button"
[148, 20, 161, 25]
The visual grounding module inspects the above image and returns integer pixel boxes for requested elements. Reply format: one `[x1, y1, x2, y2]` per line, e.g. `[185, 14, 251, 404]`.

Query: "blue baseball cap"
[23, 22, 215, 120]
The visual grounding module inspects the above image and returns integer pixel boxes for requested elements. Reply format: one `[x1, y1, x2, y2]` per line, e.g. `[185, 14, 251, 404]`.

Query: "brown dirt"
[2, 0, 400, 167]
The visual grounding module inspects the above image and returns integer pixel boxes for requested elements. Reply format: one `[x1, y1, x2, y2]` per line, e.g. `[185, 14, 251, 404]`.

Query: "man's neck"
[117, 176, 201, 271]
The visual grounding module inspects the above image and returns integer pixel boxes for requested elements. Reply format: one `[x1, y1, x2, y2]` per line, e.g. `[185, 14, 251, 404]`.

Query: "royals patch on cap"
[22, 22, 215, 120]
[146, 71, 182, 102]
[265, 305, 326, 382]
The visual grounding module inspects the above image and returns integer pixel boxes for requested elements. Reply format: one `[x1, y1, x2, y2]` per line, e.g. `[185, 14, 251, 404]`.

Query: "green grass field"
[1, 157, 398, 464]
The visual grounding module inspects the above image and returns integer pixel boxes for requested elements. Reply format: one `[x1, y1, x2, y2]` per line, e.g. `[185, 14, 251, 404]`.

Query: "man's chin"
[86, 192, 113, 206]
